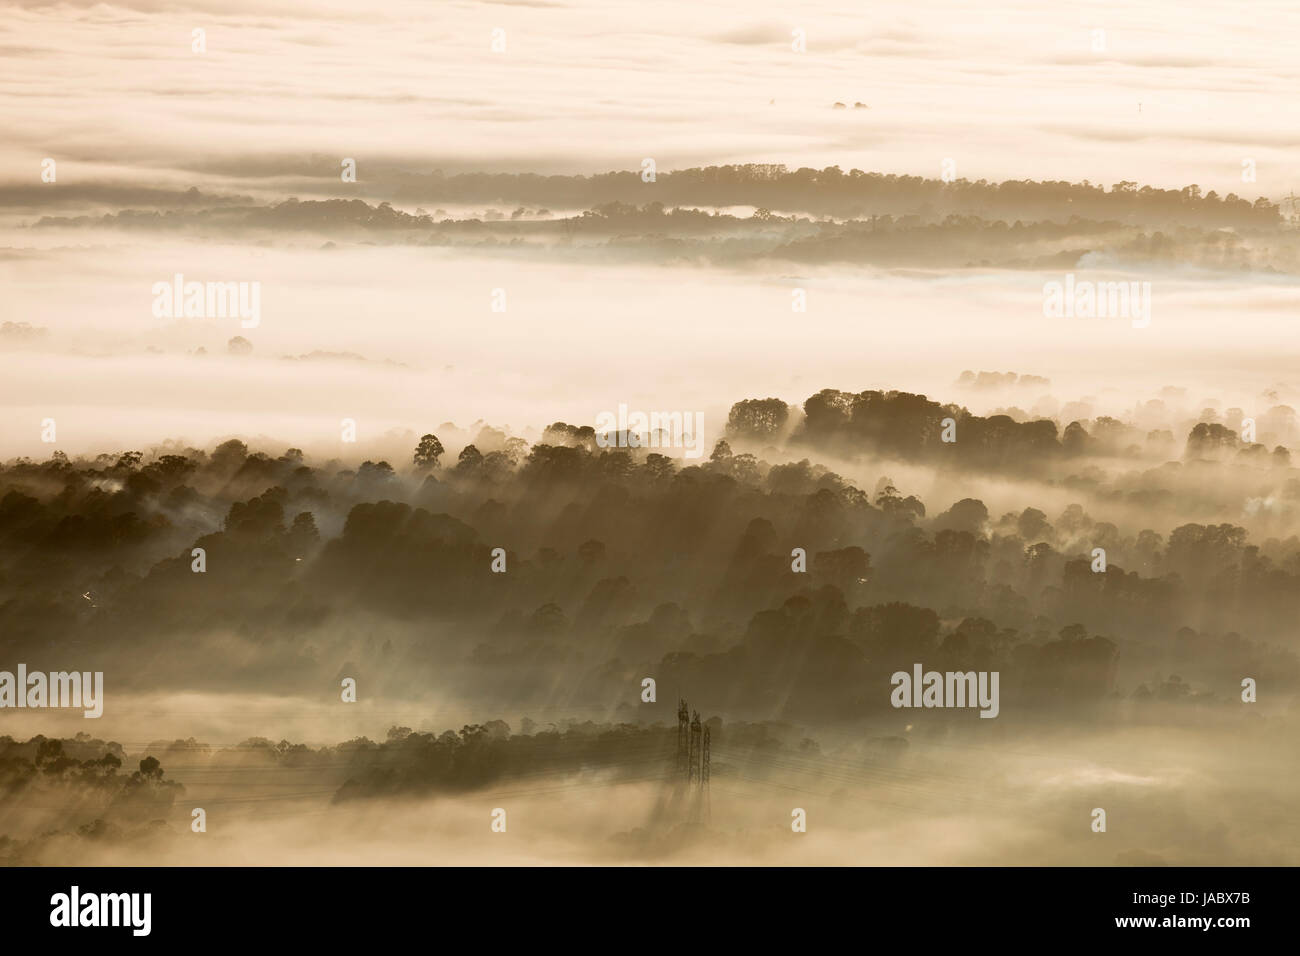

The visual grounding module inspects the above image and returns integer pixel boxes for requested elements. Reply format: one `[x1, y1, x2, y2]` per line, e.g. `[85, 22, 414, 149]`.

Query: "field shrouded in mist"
[2, 0, 1299, 868]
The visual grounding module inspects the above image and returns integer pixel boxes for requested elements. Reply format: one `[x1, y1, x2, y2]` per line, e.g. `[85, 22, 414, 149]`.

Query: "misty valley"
[0, 377, 1296, 865]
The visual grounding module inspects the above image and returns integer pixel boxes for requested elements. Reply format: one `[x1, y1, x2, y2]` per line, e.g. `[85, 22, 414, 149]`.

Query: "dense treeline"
[27, 164, 1299, 275]
[775, 388, 1296, 471]
[0, 734, 181, 814]
[32, 199, 1298, 276]
[381, 164, 1282, 227]
[1, 386, 1297, 720]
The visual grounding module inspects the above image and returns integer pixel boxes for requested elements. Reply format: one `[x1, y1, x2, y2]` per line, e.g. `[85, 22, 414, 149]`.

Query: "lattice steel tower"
[676, 698, 689, 776]
[688, 709, 702, 784]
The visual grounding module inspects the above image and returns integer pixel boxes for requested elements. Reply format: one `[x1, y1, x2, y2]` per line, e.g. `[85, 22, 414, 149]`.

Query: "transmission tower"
[676, 698, 689, 777]
[688, 709, 701, 785]
[701, 725, 711, 820]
